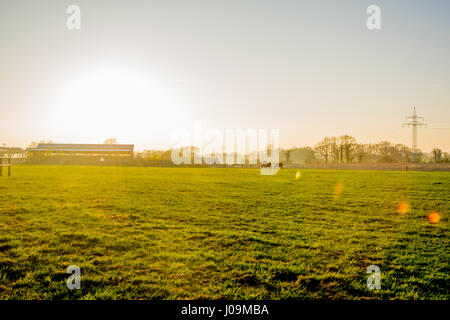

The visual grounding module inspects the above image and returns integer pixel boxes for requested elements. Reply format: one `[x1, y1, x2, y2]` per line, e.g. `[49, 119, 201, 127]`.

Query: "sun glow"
[396, 201, 410, 215]
[51, 66, 184, 146]
[333, 181, 344, 200]
[428, 212, 440, 224]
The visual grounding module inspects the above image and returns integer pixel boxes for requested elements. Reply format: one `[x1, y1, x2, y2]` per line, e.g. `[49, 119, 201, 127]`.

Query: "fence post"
[8, 158, 11, 176]
[0, 158, 2, 176]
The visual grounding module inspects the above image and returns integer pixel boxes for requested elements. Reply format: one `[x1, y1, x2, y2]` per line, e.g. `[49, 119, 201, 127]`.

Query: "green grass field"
[0, 165, 448, 299]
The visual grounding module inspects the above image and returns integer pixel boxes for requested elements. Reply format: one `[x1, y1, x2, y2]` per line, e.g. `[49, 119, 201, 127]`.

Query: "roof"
[26, 143, 134, 152]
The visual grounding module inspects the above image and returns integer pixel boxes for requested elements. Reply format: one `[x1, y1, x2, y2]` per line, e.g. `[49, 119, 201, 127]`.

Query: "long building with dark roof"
[26, 143, 134, 157]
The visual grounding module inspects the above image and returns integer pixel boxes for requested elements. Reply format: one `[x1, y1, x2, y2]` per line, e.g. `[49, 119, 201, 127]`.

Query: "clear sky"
[1, 0, 449, 151]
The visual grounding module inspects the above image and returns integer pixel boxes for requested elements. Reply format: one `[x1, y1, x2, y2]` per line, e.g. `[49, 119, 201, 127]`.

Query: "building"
[26, 143, 134, 157]
[0, 147, 27, 158]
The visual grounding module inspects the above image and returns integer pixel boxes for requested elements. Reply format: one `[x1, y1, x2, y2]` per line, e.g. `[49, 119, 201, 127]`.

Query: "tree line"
[5, 136, 446, 165]
[292, 135, 448, 164]
[136, 135, 449, 164]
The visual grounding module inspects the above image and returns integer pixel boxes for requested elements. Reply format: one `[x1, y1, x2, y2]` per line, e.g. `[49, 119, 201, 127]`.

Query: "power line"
[426, 127, 450, 130]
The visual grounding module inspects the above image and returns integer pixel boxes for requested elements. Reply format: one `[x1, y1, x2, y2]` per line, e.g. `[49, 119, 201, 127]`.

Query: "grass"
[0, 165, 448, 299]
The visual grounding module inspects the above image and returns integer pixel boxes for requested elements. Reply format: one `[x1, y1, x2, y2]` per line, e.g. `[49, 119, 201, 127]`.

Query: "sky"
[1, 0, 449, 152]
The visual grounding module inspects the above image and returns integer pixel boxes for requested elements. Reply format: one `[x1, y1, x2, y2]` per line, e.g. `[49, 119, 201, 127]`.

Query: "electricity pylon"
[403, 107, 426, 159]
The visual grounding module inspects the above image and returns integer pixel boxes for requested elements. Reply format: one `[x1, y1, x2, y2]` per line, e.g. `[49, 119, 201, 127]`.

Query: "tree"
[354, 143, 368, 163]
[339, 135, 356, 163]
[329, 137, 340, 163]
[314, 137, 332, 164]
[432, 148, 442, 163]
[375, 141, 393, 162]
[394, 144, 412, 162]
[287, 147, 316, 164]
[285, 148, 292, 164]
[104, 138, 118, 144]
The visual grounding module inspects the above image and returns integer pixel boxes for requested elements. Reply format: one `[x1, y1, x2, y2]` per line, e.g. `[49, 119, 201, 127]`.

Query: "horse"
[261, 162, 283, 169]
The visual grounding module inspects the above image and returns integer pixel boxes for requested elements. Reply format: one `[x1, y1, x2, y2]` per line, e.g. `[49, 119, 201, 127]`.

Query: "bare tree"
[104, 138, 118, 144]
[354, 143, 367, 163]
[285, 148, 292, 164]
[28, 141, 38, 148]
[314, 137, 332, 164]
[338, 135, 356, 163]
[432, 148, 442, 163]
[327, 137, 339, 163]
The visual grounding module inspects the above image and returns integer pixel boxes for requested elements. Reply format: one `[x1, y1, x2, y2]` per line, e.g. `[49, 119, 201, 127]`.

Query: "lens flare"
[396, 201, 410, 215]
[428, 212, 440, 223]
[295, 170, 301, 180]
[333, 181, 343, 200]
